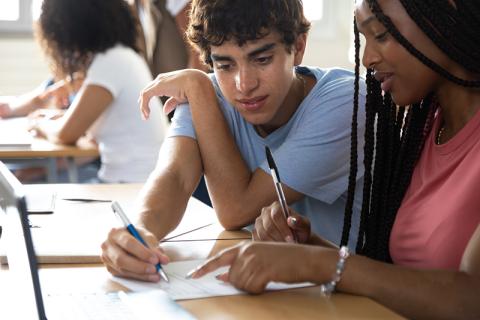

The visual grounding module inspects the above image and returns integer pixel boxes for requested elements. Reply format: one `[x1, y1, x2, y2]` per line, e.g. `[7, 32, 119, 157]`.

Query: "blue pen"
[111, 201, 169, 282]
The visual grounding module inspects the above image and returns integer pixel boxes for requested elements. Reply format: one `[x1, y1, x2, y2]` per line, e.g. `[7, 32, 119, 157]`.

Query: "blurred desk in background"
[0, 117, 98, 182]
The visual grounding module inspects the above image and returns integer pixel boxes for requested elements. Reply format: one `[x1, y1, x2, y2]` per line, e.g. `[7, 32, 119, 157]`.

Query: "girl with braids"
[189, 0, 480, 318]
[30, 0, 168, 183]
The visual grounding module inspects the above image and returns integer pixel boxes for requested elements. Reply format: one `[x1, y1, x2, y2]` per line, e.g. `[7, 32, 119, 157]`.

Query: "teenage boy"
[101, 0, 366, 282]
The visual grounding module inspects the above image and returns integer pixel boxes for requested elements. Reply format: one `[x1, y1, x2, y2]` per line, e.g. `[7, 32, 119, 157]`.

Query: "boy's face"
[210, 31, 306, 130]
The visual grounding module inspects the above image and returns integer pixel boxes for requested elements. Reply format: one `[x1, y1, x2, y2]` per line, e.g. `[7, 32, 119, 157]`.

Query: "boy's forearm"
[135, 137, 204, 240]
[185, 76, 265, 228]
[136, 168, 193, 240]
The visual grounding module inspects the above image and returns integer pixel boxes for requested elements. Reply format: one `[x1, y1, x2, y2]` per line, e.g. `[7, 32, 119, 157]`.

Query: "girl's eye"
[374, 30, 389, 42]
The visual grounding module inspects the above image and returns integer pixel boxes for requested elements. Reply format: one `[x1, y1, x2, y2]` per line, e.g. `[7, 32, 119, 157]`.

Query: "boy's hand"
[101, 226, 170, 282]
[252, 201, 311, 244]
[138, 69, 209, 120]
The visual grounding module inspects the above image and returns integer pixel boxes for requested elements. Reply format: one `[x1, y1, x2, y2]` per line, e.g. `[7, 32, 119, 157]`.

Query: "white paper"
[113, 259, 314, 300]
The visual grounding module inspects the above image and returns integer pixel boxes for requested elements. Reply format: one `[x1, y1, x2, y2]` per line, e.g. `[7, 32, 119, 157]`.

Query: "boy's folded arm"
[208, 167, 304, 230]
[182, 78, 305, 230]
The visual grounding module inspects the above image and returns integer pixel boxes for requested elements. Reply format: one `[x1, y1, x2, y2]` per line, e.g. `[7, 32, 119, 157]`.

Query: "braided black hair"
[341, 0, 480, 261]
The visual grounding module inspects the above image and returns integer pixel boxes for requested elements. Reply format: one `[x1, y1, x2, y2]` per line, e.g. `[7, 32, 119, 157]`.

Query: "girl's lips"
[381, 76, 394, 92]
[237, 95, 268, 111]
[374, 71, 394, 92]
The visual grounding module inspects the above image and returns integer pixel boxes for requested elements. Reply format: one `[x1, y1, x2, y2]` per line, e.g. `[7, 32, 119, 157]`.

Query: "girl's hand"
[39, 75, 84, 109]
[252, 201, 312, 244]
[188, 241, 318, 294]
[0, 102, 12, 118]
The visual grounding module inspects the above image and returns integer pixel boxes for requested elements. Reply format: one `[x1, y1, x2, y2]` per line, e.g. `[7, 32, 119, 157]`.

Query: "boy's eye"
[256, 56, 273, 64]
[215, 63, 232, 71]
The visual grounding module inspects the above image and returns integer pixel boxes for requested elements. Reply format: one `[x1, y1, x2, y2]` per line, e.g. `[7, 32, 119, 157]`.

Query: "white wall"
[303, 1, 355, 70]
[0, 37, 49, 95]
[0, 1, 355, 95]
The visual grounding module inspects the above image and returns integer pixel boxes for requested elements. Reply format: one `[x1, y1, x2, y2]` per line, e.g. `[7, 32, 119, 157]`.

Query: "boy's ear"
[293, 33, 307, 66]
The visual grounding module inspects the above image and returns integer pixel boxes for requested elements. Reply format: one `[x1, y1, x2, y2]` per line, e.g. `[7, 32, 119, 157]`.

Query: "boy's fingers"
[113, 229, 159, 264]
[163, 97, 179, 114]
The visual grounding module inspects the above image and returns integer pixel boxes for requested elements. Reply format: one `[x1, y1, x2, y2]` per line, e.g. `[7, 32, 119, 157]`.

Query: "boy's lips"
[236, 95, 268, 111]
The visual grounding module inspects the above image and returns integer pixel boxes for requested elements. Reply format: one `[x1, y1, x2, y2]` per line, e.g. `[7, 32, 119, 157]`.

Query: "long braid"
[340, 18, 360, 247]
[375, 95, 396, 261]
[346, 0, 480, 261]
[363, 73, 385, 257]
[355, 69, 376, 253]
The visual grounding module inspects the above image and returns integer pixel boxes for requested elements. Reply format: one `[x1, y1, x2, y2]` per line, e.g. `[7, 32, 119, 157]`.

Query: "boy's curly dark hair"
[37, 0, 138, 77]
[186, 0, 311, 66]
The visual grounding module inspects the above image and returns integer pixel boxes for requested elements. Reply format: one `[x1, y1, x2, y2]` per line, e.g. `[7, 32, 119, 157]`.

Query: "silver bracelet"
[320, 246, 350, 297]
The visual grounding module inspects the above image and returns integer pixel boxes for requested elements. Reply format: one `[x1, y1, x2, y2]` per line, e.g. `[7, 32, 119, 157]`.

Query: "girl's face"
[355, 0, 453, 106]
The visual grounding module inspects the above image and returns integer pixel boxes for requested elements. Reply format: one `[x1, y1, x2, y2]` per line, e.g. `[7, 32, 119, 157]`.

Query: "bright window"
[303, 0, 324, 22]
[0, 0, 34, 34]
[306, 0, 342, 40]
[0, 0, 20, 21]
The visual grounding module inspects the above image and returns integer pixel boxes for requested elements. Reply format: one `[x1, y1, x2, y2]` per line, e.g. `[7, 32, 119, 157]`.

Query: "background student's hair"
[186, 0, 311, 66]
[36, 0, 138, 78]
[341, 0, 480, 261]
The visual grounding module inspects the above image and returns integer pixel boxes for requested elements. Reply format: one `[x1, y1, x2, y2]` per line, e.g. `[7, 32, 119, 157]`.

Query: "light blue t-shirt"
[168, 66, 366, 249]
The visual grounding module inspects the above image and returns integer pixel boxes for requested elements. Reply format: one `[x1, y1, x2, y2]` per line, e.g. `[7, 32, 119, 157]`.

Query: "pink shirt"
[390, 109, 480, 270]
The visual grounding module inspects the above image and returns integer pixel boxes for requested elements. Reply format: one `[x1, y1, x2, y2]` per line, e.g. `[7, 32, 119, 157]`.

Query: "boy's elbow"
[218, 218, 244, 231]
[215, 205, 253, 231]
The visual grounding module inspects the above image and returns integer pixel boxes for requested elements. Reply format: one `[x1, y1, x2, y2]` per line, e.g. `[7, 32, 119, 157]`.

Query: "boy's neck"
[255, 73, 310, 137]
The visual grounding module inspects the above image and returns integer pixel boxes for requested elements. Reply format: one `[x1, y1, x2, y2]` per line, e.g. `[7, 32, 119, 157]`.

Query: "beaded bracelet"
[320, 246, 350, 297]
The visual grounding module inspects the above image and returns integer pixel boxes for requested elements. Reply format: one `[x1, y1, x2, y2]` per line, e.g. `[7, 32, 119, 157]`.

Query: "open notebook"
[0, 161, 196, 319]
[0, 118, 33, 148]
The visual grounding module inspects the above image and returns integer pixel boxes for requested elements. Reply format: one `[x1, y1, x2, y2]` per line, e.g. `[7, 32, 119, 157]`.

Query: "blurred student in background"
[30, 0, 168, 183]
[0, 76, 81, 119]
[130, 0, 207, 76]
[130, 0, 211, 204]
[0, 0, 203, 121]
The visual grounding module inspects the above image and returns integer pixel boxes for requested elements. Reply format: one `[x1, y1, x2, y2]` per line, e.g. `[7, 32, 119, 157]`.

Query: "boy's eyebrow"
[210, 43, 277, 62]
[211, 54, 233, 62]
[247, 43, 276, 58]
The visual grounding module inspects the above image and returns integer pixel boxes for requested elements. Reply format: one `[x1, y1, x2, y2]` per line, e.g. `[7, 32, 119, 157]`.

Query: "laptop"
[0, 161, 196, 320]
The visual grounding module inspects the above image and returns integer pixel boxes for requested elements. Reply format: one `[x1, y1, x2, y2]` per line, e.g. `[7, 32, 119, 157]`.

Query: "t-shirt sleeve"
[168, 76, 234, 140]
[260, 72, 366, 204]
[83, 49, 127, 98]
[167, 103, 197, 139]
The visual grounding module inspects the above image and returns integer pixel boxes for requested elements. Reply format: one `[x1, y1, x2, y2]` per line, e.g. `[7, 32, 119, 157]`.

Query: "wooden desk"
[0, 182, 404, 319]
[0, 183, 224, 264]
[0, 238, 404, 319]
[0, 117, 98, 182]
